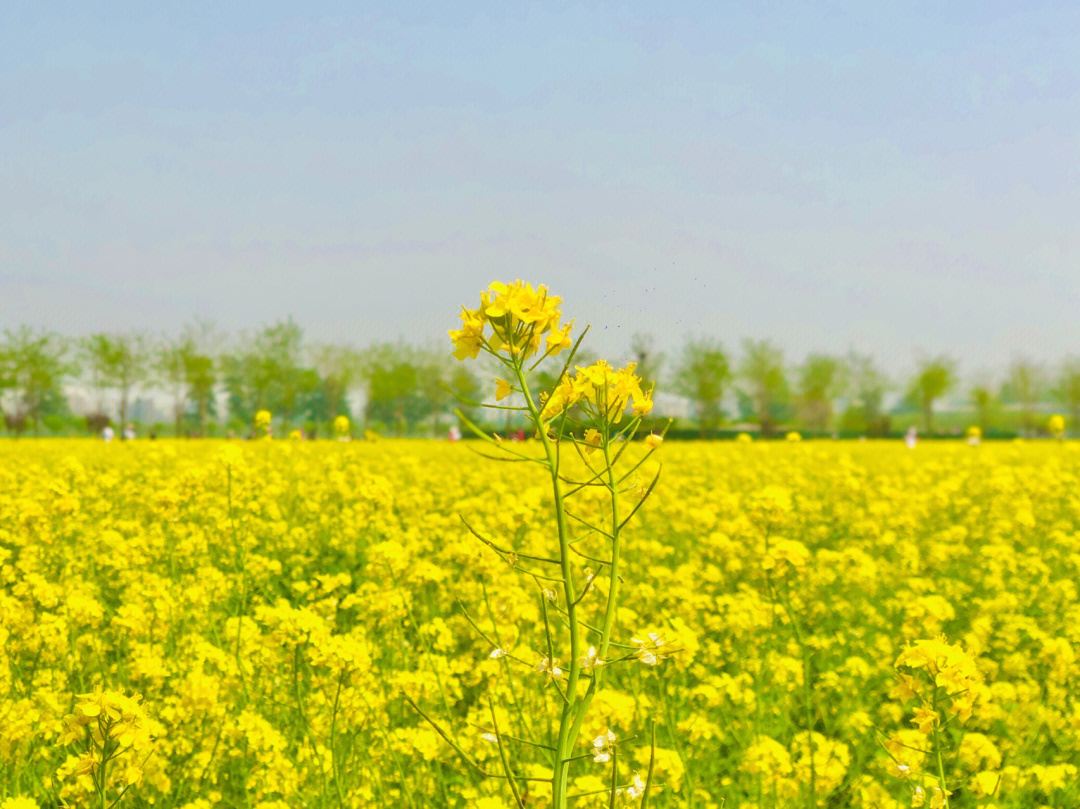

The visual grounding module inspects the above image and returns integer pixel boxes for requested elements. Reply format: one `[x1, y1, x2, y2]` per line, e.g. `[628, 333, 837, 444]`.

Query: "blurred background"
[1, 3, 1077, 438]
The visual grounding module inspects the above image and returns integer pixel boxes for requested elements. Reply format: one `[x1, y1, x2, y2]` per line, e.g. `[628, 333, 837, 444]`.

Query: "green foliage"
[80, 330, 152, 428]
[969, 380, 998, 435]
[797, 354, 846, 431]
[1057, 358, 1080, 428]
[310, 343, 364, 423]
[362, 343, 431, 435]
[1003, 358, 1046, 434]
[2, 326, 73, 436]
[909, 355, 955, 433]
[223, 319, 311, 428]
[10, 318, 1080, 440]
[739, 338, 789, 436]
[672, 336, 729, 434]
[449, 364, 481, 425]
[155, 321, 219, 435]
[845, 351, 889, 434]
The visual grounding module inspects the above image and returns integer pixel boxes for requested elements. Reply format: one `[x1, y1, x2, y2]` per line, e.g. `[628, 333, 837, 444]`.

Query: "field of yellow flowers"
[1, 438, 1078, 808]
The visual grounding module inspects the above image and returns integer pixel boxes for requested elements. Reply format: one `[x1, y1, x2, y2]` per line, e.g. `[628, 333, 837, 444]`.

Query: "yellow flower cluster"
[0, 439, 1078, 807]
[449, 280, 573, 361]
[539, 359, 653, 425]
[333, 414, 350, 437]
[895, 636, 983, 722]
[58, 687, 155, 799]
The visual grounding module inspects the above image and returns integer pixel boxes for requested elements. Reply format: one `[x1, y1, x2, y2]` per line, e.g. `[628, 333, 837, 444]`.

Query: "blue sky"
[2, 2, 1078, 378]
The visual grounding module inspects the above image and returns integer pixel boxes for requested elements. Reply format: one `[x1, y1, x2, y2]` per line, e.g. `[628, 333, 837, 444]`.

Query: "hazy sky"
[2, 2, 1078, 378]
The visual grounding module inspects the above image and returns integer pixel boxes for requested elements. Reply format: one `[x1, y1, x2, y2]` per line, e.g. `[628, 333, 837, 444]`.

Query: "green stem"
[558, 432, 626, 774]
[97, 724, 109, 809]
[388, 566, 458, 739]
[599, 435, 622, 665]
[513, 360, 581, 809]
[641, 719, 657, 809]
[804, 648, 816, 809]
[227, 466, 249, 704]
[330, 671, 346, 809]
[931, 689, 950, 808]
[293, 646, 327, 801]
[490, 698, 526, 809]
[773, 577, 815, 809]
[363, 690, 416, 809]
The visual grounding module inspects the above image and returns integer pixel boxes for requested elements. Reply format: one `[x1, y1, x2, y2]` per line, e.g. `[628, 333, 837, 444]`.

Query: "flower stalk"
[435, 280, 671, 807]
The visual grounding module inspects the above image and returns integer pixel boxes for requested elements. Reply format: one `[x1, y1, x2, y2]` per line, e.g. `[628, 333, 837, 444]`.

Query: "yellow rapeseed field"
[2, 438, 1078, 808]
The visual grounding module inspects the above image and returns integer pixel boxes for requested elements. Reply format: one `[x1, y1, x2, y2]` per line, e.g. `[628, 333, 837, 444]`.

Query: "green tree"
[362, 343, 428, 435]
[112, 333, 150, 433]
[1057, 358, 1080, 435]
[841, 351, 889, 435]
[969, 378, 997, 436]
[4, 327, 73, 436]
[672, 336, 730, 435]
[80, 332, 149, 434]
[221, 319, 305, 427]
[156, 322, 219, 436]
[310, 343, 363, 424]
[910, 355, 955, 434]
[0, 339, 11, 416]
[1003, 357, 1045, 435]
[797, 353, 846, 432]
[449, 363, 481, 425]
[80, 333, 116, 416]
[417, 348, 454, 436]
[740, 338, 788, 437]
[184, 352, 217, 435]
[219, 349, 253, 426]
[156, 337, 189, 436]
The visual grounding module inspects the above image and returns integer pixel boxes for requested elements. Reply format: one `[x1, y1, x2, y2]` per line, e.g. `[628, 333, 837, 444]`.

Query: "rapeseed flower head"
[539, 360, 652, 426]
[631, 633, 674, 666]
[57, 687, 155, 802]
[535, 656, 563, 679]
[580, 645, 605, 670]
[450, 280, 571, 361]
[895, 636, 982, 702]
[591, 728, 616, 763]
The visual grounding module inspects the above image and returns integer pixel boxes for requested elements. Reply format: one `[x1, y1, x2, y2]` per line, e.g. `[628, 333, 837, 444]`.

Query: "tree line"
[1, 322, 1078, 438]
[0, 321, 477, 437]
[662, 336, 1080, 437]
